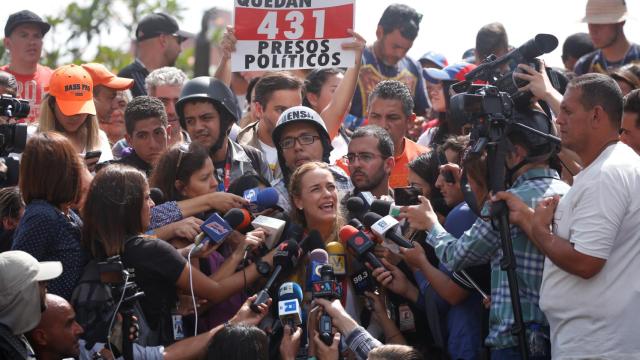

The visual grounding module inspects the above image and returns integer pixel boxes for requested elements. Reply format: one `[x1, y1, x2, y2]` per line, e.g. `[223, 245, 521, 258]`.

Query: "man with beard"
[344, 125, 395, 198]
[177, 77, 273, 191]
[119, 13, 189, 97]
[0, 251, 62, 359]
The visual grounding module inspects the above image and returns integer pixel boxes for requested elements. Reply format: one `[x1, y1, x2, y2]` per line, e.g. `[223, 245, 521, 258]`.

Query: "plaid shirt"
[426, 168, 570, 349]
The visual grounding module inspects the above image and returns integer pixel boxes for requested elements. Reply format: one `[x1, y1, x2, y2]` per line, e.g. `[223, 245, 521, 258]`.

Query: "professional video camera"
[0, 94, 30, 186]
[445, 34, 565, 360]
[98, 256, 144, 360]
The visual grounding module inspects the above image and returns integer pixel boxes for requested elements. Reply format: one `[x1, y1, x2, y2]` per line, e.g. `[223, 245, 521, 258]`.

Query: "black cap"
[4, 10, 51, 38]
[135, 12, 188, 42]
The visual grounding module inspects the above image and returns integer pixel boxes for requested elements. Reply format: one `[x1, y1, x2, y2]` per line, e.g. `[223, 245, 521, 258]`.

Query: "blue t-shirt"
[574, 43, 640, 75]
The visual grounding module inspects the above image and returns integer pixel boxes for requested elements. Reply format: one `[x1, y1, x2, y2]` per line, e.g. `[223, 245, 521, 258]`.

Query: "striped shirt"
[425, 168, 570, 349]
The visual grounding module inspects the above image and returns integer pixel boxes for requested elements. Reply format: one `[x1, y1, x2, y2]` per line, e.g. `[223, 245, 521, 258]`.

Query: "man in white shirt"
[496, 73, 640, 359]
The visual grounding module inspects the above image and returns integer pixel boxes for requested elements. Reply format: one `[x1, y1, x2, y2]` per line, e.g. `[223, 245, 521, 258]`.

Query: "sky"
[2, 0, 639, 68]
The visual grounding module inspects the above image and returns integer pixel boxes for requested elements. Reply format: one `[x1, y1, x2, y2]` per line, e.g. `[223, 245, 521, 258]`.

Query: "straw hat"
[581, 0, 628, 24]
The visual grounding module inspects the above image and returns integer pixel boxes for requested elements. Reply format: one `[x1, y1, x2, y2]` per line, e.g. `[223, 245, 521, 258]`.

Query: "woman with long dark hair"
[82, 164, 274, 344]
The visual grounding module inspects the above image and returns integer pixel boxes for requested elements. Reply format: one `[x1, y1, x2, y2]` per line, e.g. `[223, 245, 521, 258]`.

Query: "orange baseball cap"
[81, 63, 134, 90]
[46, 64, 96, 116]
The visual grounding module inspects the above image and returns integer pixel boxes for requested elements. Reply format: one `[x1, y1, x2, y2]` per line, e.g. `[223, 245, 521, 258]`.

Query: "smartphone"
[437, 151, 456, 184]
[394, 186, 421, 206]
[85, 150, 102, 160]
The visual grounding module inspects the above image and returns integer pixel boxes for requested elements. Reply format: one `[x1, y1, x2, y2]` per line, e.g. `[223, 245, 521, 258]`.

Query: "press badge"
[398, 304, 416, 332]
[172, 314, 185, 340]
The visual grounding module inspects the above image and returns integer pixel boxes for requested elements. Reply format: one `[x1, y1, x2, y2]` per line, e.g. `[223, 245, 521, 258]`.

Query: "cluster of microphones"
[159, 185, 419, 348]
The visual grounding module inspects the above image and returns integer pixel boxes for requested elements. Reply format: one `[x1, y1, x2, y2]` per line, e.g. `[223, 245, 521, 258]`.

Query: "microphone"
[350, 267, 376, 296]
[298, 229, 326, 254]
[277, 282, 304, 327]
[338, 225, 385, 270]
[346, 196, 367, 221]
[311, 264, 341, 345]
[251, 240, 302, 312]
[150, 187, 165, 205]
[251, 215, 287, 249]
[306, 249, 329, 291]
[194, 208, 253, 249]
[363, 212, 414, 249]
[326, 242, 346, 276]
[369, 199, 402, 218]
[243, 187, 279, 212]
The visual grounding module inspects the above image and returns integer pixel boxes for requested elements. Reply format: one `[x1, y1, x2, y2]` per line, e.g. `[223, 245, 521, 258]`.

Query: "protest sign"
[232, 0, 355, 71]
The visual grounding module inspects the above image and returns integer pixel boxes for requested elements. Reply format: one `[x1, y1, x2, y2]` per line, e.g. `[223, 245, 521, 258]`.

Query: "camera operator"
[494, 73, 640, 358]
[398, 109, 570, 358]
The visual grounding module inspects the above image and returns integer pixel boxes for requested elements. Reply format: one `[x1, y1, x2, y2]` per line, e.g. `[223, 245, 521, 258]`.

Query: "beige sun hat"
[581, 0, 628, 24]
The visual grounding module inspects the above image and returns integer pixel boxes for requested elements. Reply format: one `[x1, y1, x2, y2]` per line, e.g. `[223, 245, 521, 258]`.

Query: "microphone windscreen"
[255, 187, 279, 208]
[338, 225, 358, 243]
[150, 187, 165, 205]
[225, 208, 252, 230]
[308, 248, 329, 263]
[370, 200, 392, 216]
[326, 241, 345, 255]
[300, 230, 325, 254]
[278, 282, 304, 302]
[363, 212, 383, 228]
[346, 196, 365, 213]
[273, 240, 301, 269]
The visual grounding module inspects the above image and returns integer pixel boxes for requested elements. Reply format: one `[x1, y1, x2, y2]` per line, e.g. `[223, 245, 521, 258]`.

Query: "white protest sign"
[232, 0, 355, 72]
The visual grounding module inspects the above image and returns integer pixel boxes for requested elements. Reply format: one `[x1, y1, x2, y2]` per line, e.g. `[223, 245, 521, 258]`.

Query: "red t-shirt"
[0, 64, 53, 124]
[390, 137, 429, 188]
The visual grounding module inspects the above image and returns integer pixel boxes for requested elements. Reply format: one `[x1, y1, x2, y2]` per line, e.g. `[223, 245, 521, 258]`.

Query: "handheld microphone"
[311, 265, 341, 345]
[370, 199, 402, 218]
[306, 249, 329, 292]
[326, 242, 346, 276]
[338, 225, 385, 270]
[348, 218, 365, 231]
[244, 187, 279, 212]
[363, 212, 414, 249]
[277, 282, 304, 327]
[251, 240, 301, 313]
[350, 268, 376, 296]
[194, 208, 254, 249]
[251, 215, 287, 249]
[298, 229, 326, 254]
[346, 196, 367, 221]
[150, 187, 165, 205]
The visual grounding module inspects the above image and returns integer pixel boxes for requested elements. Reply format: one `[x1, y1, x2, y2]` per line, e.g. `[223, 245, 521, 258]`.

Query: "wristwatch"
[255, 259, 272, 277]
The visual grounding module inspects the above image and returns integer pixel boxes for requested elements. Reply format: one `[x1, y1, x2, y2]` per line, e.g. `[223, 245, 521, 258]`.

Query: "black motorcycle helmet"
[176, 77, 241, 153]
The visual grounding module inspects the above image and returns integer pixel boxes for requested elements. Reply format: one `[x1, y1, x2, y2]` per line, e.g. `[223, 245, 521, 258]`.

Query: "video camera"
[449, 34, 566, 127]
[0, 95, 30, 186]
[97, 255, 144, 308]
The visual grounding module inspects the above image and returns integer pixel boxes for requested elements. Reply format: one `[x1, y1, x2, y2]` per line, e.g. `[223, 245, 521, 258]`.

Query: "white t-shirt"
[539, 143, 640, 359]
[258, 139, 278, 174]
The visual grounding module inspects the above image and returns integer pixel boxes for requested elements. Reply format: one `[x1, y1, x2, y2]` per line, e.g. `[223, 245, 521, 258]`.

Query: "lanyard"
[216, 149, 233, 192]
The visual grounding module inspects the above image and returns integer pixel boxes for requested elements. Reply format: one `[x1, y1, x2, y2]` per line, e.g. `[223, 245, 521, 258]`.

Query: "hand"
[341, 29, 366, 66]
[208, 192, 249, 213]
[513, 60, 559, 102]
[399, 242, 428, 270]
[364, 291, 389, 323]
[440, 163, 462, 184]
[491, 191, 534, 231]
[399, 196, 438, 232]
[188, 240, 222, 259]
[313, 298, 357, 336]
[174, 217, 205, 241]
[84, 154, 99, 173]
[176, 294, 208, 316]
[313, 332, 340, 360]
[373, 244, 402, 266]
[530, 195, 560, 252]
[372, 259, 410, 297]
[220, 26, 237, 60]
[279, 325, 302, 360]
[230, 294, 271, 326]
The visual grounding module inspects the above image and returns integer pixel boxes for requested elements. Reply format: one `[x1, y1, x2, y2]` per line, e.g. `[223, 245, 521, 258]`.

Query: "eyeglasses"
[279, 135, 320, 149]
[343, 152, 385, 164]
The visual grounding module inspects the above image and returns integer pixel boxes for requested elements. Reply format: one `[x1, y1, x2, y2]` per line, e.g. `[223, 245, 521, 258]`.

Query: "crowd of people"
[1, 0, 640, 359]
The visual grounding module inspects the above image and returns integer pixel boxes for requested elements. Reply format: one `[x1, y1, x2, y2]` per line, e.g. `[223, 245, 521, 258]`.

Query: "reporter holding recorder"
[80, 164, 275, 346]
